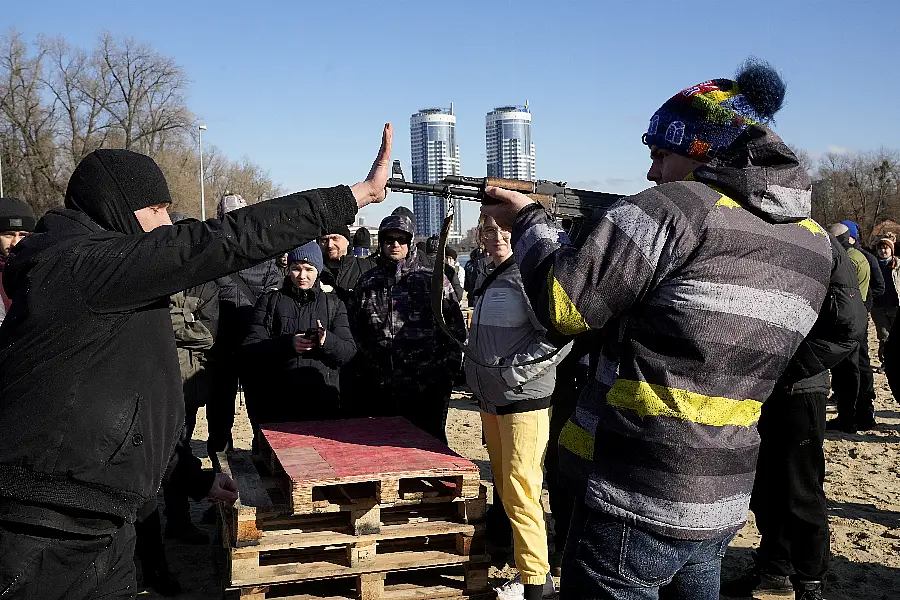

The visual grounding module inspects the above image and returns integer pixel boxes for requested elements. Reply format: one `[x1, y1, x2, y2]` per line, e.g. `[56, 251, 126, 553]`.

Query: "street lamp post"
[198, 125, 207, 220]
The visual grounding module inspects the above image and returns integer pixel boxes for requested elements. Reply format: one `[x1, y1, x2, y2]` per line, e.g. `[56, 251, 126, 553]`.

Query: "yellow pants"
[481, 409, 551, 586]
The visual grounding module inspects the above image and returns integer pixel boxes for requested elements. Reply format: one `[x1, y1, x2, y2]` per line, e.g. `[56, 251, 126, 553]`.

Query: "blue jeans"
[561, 501, 734, 599]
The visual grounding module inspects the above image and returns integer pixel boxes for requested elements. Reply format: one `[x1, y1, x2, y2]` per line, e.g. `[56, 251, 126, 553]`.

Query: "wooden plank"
[229, 550, 489, 587]
[231, 521, 479, 554]
[219, 451, 275, 512]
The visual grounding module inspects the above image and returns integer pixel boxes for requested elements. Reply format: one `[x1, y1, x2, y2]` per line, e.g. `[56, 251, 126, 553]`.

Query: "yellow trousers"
[481, 409, 550, 585]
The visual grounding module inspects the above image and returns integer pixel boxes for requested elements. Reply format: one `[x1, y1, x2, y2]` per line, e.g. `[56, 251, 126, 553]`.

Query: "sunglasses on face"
[381, 236, 409, 246]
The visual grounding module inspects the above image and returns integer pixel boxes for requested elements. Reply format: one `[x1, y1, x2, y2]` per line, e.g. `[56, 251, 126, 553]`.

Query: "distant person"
[317, 225, 375, 307]
[723, 233, 866, 598]
[242, 241, 355, 443]
[163, 212, 220, 545]
[353, 227, 372, 258]
[871, 235, 900, 364]
[464, 245, 489, 306]
[827, 223, 877, 432]
[0, 123, 393, 598]
[0, 197, 35, 326]
[841, 220, 885, 311]
[353, 214, 466, 442]
[466, 215, 570, 598]
[207, 193, 283, 456]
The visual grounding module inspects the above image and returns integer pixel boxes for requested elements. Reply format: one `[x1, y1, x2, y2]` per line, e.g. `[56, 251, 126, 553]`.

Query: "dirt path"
[144, 339, 900, 598]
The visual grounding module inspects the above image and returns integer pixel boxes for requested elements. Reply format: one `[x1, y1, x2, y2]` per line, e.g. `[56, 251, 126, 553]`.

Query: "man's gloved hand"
[206, 472, 240, 506]
[352, 123, 393, 209]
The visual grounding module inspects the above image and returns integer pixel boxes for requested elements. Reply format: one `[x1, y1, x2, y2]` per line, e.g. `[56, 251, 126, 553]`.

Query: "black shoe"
[826, 418, 857, 434]
[164, 521, 209, 545]
[794, 580, 824, 600]
[144, 568, 182, 597]
[721, 567, 794, 597]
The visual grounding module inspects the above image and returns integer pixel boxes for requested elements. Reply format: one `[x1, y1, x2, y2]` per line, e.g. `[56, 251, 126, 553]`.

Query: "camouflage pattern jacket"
[353, 247, 466, 393]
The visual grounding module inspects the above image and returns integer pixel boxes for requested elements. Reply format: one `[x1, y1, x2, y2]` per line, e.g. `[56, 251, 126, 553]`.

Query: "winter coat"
[775, 234, 867, 395]
[213, 259, 282, 355]
[319, 255, 376, 310]
[242, 280, 356, 424]
[874, 256, 900, 309]
[353, 246, 467, 398]
[170, 280, 219, 385]
[465, 257, 572, 414]
[0, 182, 357, 529]
[513, 126, 832, 541]
[859, 246, 885, 310]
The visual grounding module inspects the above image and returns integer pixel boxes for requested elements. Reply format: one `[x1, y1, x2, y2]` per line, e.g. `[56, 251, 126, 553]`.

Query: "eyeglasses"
[381, 235, 409, 246]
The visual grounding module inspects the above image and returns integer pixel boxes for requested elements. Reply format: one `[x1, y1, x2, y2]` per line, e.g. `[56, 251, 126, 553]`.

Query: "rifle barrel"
[386, 179, 483, 199]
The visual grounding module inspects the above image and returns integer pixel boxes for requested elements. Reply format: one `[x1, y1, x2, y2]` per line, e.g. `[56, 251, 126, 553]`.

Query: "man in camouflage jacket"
[352, 214, 466, 443]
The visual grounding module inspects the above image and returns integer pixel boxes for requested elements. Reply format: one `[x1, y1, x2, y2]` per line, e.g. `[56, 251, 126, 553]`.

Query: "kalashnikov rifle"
[385, 161, 623, 368]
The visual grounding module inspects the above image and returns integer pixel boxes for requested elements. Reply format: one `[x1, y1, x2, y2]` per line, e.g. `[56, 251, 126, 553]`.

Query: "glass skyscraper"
[486, 105, 535, 181]
[410, 107, 461, 241]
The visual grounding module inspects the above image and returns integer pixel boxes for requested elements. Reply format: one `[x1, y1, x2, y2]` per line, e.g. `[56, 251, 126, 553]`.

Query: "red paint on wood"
[260, 418, 478, 483]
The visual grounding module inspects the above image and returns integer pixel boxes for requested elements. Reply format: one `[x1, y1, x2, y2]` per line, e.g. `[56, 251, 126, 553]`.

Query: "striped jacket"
[512, 129, 832, 540]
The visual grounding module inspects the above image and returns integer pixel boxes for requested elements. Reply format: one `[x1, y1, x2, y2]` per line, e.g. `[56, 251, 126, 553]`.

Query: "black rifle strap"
[432, 213, 562, 369]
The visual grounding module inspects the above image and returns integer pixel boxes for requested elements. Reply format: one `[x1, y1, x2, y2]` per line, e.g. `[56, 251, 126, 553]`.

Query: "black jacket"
[242, 280, 356, 423]
[319, 255, 375, 308]
[776, 234, 868, 395]
[213, 259, 282, 354]
[859, 246, 885, 310]
[0, 185, 356, 527]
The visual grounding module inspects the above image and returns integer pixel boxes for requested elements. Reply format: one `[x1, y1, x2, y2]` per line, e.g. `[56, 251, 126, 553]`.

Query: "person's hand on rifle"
[481, 186, 537, 230]
[352, 123, 394, 209]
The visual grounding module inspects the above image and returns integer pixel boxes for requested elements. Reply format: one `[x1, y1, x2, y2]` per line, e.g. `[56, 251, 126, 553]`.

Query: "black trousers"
[206, 354, 238, 458]
[831, 331, 875, 425]
[750, 390, 829, 581]
[0, 521, 136, 599]
[546, 361, 582, 550]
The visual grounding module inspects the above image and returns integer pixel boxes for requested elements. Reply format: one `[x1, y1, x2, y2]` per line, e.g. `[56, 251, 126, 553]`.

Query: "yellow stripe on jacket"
[547, 266, 590, 335]
[606, 379, 762, 428]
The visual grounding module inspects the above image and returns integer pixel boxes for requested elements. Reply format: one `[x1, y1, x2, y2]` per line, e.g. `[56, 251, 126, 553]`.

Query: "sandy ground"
[142, 327, 900, 599]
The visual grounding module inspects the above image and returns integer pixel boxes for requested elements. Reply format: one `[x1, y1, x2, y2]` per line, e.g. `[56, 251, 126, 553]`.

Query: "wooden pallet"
[226, 561, 493, 599]
[218, 451, 489, 589]
[257, 418, 482, 516]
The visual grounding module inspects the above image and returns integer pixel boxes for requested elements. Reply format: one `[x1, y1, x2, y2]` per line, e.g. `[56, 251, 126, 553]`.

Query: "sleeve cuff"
[318, 185, 358, 236]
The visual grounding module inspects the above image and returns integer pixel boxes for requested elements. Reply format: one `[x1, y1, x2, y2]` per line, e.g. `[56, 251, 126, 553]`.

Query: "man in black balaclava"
[0, 124, 393, 599]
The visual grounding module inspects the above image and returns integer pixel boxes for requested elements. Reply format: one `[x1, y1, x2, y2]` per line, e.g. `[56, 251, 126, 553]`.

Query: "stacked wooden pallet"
[217, 417, 493, 600]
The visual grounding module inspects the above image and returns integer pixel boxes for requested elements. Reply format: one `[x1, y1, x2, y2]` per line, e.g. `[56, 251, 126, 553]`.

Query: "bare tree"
[97, 32, 191, 156]
[0, 30, 63, 213]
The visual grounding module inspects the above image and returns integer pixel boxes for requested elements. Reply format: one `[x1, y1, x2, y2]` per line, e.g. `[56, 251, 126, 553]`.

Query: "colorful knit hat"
[643, 59, 786, 161]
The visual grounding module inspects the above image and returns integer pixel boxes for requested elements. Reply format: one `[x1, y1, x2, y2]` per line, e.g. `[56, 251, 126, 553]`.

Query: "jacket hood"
[65, 149, 172, 235]
[690, 125, 812, 223]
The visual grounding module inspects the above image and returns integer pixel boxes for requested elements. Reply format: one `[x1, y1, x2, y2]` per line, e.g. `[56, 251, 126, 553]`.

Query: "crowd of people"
[0, 58, 896, 600]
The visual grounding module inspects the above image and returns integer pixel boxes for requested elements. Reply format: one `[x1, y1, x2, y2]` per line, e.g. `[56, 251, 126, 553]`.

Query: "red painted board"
[260, 417, 479, 483]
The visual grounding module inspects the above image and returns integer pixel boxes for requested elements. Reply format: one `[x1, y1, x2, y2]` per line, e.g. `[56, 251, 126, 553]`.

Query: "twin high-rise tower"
[410, 104, 534, 241]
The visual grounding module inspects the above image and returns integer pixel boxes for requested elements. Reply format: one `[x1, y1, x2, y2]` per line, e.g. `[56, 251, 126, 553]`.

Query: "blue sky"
[6, 0, 899, 230]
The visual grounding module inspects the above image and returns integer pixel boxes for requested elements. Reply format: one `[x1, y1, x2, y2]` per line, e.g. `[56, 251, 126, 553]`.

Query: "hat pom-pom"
[736, 58, 786, 122]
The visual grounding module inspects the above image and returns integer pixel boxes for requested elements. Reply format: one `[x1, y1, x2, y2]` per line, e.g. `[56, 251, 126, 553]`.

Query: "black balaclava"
[65, 149, 173, 235]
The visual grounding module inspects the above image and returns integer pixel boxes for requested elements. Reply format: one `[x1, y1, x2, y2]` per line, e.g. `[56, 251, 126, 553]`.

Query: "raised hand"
[351, 123, 394, 209]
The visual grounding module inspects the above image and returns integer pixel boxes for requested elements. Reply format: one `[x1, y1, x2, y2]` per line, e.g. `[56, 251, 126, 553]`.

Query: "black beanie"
[65, 149, 172, 235]
[391, 205, 415, 222]
[323, 223, 353, 243]
[353, 227, 371, 249]
[0, 197, 36, 233]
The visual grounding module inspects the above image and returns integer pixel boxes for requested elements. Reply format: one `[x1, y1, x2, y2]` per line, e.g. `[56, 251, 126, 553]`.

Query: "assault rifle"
[385, 160, 623, 368]
[385, 160, 623, 246]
